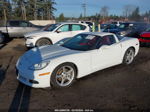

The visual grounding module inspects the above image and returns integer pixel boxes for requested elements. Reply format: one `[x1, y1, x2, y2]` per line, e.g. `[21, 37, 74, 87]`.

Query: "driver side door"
[91, 35, 122, 72]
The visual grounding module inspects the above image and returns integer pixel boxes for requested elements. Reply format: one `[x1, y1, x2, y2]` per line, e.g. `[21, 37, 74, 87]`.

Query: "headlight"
[29, 61, 49, 70]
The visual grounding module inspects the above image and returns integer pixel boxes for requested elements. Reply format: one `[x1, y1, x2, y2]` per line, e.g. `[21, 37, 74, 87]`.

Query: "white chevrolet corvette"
[16, 32, 139, 88]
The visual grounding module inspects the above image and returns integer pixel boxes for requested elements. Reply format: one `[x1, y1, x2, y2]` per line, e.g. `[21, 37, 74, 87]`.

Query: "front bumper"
[16, 68, 51, 88]
[25, 39, 36, 47]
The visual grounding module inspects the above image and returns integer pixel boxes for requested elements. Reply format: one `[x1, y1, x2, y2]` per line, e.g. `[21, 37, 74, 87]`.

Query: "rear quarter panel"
[120, 37, 139, 59]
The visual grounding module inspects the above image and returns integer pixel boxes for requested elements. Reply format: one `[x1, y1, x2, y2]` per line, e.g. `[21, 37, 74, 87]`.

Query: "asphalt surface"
[0, 39, 150, 112]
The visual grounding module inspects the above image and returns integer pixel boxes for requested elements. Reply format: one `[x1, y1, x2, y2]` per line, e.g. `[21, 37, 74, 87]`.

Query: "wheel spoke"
[126, 50, 134, 63]
[62, 67, 66, 73]
[66, 75, 72, 81]
[60, 78, 66, 86]
[66, 68, 73, 75]
[55, 65, 75, 87]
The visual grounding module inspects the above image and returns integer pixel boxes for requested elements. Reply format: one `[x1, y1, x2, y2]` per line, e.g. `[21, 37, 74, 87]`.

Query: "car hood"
[141, 32, 150, 35]
[24, 31, 51, 37]
[140, 32, 150, 37]
[21, 45, 79, 65]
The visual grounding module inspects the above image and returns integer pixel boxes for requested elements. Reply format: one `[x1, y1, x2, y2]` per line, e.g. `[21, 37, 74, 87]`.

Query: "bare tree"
[123, 5, 136, 19]
[100, 6, 109, 20]
[21, 2, 27, 20]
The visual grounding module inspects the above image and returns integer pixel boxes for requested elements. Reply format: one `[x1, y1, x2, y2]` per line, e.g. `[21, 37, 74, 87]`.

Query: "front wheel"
[123, 48, 135, 65]
[36, 38, 52, 47]
[51, 63, 77, 88]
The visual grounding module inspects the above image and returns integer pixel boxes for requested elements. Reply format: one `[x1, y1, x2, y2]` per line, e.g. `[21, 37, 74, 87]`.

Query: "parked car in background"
[100, 24, 109, 31]
[79, 21, 93, 29]
[24, 22, 90, 47]
[112, 21, 122, 26]
[0, 20, 43, 38]
[95, 24, 109, 32]
[103, 22, 135, 36]
[41, 24, 54, 31]
[124, 23, 150, 38]
[16, 32, 139, 88]
[139, 28, 150, 46]
[103, 24, 118, 33]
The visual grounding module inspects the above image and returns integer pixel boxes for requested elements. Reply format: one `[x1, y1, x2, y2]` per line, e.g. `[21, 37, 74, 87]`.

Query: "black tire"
[36, 38, 52, 47]
[51, 63, 77, 88]
[123, 48, 135, 65]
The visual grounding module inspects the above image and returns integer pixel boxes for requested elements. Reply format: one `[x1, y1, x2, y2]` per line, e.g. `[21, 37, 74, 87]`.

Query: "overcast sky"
[54, 0, 150, 17]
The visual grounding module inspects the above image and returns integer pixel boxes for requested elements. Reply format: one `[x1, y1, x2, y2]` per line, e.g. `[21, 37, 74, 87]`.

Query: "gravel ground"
[0, 39, 150, 112]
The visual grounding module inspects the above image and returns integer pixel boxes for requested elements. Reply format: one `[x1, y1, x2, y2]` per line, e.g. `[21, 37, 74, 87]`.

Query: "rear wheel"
[36, 38, 52, 47]
[123, 48, 135, 65]
[51, 63, 77, 88]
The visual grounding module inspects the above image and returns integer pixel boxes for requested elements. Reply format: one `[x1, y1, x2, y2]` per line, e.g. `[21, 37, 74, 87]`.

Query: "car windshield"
[43, 24, 60, 31]
[42, 24, 52, 30]
[105, 24, 117, 29]
[118, 23, 133, 29]
[61, 34, 100, 51]
[146, 27, 150, 32]
[118, 24, 127, 29]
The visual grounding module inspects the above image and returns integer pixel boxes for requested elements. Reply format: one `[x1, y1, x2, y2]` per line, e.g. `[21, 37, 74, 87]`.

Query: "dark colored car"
[95, 24, 109, 32]
[103, 24, 118, 33]
[103, 22, 138, 36]
[124, 22, 150, 38]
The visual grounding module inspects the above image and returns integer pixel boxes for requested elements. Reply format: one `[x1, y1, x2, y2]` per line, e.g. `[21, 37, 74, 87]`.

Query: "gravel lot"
[0, 39, 150, 112]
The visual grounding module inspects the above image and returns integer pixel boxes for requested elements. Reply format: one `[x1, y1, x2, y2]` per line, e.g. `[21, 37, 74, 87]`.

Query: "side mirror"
[100, 45, 110, 50]
[56, 29, 61, 33]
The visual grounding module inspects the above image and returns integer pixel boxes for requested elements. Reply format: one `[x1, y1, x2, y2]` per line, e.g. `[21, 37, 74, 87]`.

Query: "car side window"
[58, 24, 70, 32]
[71, 24, 86, 31]
[108, 35, 116, 45]
[97, 35, 116, 48]
[72, 24, 81, 31]
[8, 21, 20, 27]
[19, 21, 29, 27]
[27, 22, 33, 27]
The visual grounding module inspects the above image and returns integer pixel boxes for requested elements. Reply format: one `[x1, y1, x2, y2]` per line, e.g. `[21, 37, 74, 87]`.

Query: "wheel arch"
[51, 62, 78, 78]
[50, 62, 79, 88]
[122, 46, 136, 64]
[53, 62, 78, 75]
[35, 37, 53, 46]
[126, 46, 136, 53]
[123, 46, 136, 59]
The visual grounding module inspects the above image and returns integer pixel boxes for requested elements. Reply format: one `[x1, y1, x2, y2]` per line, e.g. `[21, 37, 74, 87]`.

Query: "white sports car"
[16, 32, 139, 88]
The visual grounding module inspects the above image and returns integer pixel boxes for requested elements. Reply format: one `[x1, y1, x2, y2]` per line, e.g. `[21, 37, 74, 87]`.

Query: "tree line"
[0, 1, 150, 23]
[58, 5, 150, 23]
[0, 0, 56, 21]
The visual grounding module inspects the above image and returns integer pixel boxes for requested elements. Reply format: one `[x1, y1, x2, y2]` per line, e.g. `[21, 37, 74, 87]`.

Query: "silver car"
[0, 20, 43, 38]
